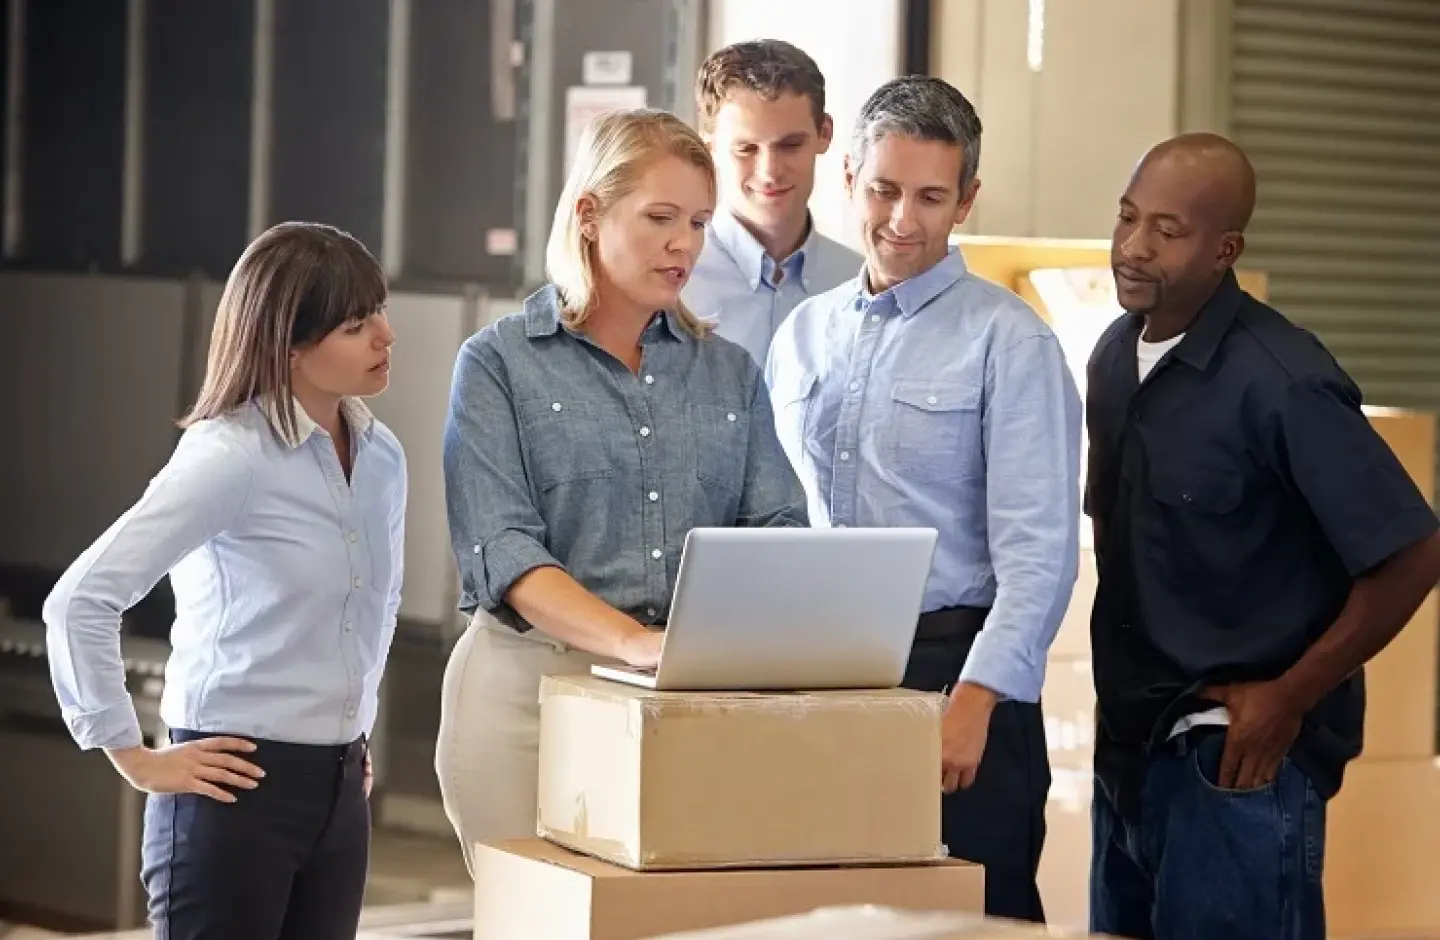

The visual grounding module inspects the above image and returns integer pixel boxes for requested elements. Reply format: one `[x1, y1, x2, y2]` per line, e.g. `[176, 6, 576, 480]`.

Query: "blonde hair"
[180, 221, 387, 443]
[546, 107, 715, 336]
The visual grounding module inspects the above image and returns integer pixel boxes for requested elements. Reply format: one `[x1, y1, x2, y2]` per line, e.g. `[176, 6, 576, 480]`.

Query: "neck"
[291, 386, 345, 440]
[584, 294, 654, 371]
[733, 207, 810, 263]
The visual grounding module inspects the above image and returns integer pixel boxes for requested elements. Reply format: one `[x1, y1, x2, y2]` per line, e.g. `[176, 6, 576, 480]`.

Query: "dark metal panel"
[269, 0, 389, 255]
[19, 0, 128, 270]
[400, 0, 520, 289]
[139, 0, 254, 278]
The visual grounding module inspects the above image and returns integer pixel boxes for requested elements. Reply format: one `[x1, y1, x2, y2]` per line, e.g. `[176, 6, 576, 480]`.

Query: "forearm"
[1279, 531, 1440, 711]
[504, 566, 650, 659]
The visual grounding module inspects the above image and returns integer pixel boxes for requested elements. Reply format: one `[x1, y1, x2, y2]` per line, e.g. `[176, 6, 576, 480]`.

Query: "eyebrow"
[644, 202, 684, 212]
[872, 176, 953, 197]
[1120, 196, 1188, 226]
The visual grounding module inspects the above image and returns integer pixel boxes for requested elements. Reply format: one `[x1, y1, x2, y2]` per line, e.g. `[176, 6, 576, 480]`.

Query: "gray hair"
[850, 76, 983, 191]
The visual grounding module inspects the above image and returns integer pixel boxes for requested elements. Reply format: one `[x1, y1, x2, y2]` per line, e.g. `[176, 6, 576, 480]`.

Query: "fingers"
[958, 764, 979, 791]
[193, 780, 237, 803]
[195, 764, 260, 791]
[194, 736, 258, 754]
[941, 767, 960, 794]
[1217, 738, 1242, 789]
[210, 752, 266, 780]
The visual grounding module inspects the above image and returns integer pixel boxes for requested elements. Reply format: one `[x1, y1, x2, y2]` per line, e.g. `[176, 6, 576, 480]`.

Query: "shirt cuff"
[478, 529, 563, 611]
[959, 627, 1043, 704]
[65, 700, 145, 751]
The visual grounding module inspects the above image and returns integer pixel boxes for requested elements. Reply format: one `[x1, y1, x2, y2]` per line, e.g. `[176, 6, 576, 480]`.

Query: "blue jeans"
[1090, 730, 1326, 940]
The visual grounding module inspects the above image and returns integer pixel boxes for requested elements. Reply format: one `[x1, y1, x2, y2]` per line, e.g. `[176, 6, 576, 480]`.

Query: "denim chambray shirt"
[443, 284, 808, 631]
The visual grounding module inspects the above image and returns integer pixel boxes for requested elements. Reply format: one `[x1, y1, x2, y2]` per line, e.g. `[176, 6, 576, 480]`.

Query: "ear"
[576, 194, 599, 240]
[952, 178, 981, 227]
[1218, 231, 1245, 269]
[816, 113, 834, 155]
[843, 153, 856, 199]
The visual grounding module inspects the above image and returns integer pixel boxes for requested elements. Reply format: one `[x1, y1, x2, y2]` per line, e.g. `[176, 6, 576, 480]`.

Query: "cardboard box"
[537, 675, 946, 870]
[472, 840, 985, 940]
[638, 905, 1107, 939]
[1325, 757, 1440, 936]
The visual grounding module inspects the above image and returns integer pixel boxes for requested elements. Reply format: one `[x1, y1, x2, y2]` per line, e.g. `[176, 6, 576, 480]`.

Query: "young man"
[1084, 132, 1440, 939]
[766, 76, 1082, 923]
[682, 39, 861, 366]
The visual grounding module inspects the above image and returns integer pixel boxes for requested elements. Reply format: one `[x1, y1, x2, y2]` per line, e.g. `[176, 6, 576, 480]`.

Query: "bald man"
[1083, 133, 1440, 939]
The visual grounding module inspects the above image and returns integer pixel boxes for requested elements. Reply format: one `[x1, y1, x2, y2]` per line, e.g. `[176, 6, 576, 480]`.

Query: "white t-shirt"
[1137, 332, 1232, 738]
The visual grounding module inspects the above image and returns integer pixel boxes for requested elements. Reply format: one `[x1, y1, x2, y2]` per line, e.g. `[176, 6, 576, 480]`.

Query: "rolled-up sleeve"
[42, 426, 254, 750]
[962, 333, 1083, 702]
[442, 333, 562, 621]
[737, 365, 809, 528]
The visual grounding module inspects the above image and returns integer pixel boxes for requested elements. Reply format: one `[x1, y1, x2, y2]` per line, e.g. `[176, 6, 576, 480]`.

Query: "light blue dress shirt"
[43, 397, 407, 751]
[765, 249, 1082, 702]
[683, 209, 861, 367]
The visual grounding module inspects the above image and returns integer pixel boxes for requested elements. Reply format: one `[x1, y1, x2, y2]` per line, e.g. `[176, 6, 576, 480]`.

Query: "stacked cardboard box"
[637, 904, 1114, 939]
[472, 675, 986, 940]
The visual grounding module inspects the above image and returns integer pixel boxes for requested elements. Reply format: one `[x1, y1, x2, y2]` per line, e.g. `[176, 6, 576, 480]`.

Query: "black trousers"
[140, 729, 371, 940]
[903, 607, 1051, 923]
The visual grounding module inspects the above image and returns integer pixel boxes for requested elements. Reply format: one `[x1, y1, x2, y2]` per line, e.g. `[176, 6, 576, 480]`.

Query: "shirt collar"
[524, 283, 689, 344]
[1166, 269, 1245, 372]
[259, 395, 375, 449]
[710, 209, 821, 292]
[856, 248, 969, 319]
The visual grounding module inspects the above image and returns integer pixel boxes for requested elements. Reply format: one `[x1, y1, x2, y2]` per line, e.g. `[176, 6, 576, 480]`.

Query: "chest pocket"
[887, 379, 983, 482]
[691, 403, 749, 496]
[1149, 465, 1244, 515]
[517, 398, 614, 491]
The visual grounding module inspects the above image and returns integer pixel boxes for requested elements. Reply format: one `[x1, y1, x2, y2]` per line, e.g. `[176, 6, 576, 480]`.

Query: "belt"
[913, 605, 989, 643]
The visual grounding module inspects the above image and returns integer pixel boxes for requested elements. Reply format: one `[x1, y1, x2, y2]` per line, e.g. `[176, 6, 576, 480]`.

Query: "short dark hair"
[695, 39, 826, 133]
[852, 76, 984, 190]
[180, 221, 387, 443]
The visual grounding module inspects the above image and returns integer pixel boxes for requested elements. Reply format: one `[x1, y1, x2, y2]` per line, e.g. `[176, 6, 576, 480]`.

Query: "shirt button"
[870, 314, 880, 324]
[346, 531, 358, 543]
[644, 375, 655, 385]
[849, 382, 860, 392]
[926, 395, 938, 406]
[839, 451, 851, 461]
[651, 549, 662, 559]
[639, 426, 651, 437]
[353, 576, 364, 589]
[835, 523, 848, 528]
[552, 402, 563, 412]
[726, 413, 736, 422]
[345, 706, 357, 718]
[344, 620, 354, 632]
[648, 491, 659, 502]
[473, 544, 481, 554]
[647, 608, 658, 617]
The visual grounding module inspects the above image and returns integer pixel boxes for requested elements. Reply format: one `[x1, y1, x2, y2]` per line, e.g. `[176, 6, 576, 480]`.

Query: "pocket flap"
[1150, 465, 1243, 514]
[891, 379, 981, 413]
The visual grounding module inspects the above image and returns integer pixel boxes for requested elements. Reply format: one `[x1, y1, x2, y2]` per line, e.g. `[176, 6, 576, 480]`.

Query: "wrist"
[608, 619, 650, 660]
[950, 681, 999, 711]
[1271, 669, 1319, 715]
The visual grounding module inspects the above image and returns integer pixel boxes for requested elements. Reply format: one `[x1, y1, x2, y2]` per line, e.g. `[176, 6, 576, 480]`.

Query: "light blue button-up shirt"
[765, 250, 1082, 702]
[43, 397, 406, 750]
[683, 209, 861, 367]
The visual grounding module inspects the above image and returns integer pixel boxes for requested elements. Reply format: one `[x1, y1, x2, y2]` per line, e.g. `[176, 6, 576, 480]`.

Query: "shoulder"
[694, 329, 765, 392]
[1087, 312, 1137, 371]
[950, 271, 1058, 348]
[179, 408, 264, 469]
[1233, 295, 1352, 389]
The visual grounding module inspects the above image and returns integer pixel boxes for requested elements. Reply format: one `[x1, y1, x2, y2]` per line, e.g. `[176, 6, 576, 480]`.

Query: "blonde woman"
[435, 108, 807, 869]
[43, 222, 405, 940]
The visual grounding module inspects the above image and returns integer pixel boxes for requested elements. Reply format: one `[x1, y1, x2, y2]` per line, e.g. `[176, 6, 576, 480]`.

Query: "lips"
[1114, 266, 1154, 285]
[656, 266, 687, 285]
[369, 357, 390, 373]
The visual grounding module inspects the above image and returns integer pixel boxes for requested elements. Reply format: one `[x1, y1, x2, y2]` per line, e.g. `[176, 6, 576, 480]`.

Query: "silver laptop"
[590, 526, 939, 691]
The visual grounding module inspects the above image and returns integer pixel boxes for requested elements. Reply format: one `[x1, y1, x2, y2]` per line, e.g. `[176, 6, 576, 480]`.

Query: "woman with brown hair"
[434, 108, 807, 871]
[42, 221, 406, 940]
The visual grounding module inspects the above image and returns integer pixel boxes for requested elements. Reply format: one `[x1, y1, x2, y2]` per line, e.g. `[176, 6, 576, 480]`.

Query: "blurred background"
[0, 0, 1436, 936]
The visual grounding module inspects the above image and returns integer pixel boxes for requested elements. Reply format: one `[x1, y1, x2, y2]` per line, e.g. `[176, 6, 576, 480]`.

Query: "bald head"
[1133, 132, 1257, 232]
[1111, 133, 1257, 321]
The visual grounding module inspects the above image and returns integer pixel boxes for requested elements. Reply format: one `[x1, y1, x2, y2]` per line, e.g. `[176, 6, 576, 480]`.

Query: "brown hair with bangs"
[179, 221, 387, 444]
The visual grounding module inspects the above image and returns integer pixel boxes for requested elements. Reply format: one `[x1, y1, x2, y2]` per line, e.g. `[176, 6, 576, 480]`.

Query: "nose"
[1119, 226, 1153, 264]
[889, 197, 918, 237]
[373, 314, 396, 347]
[669, 222, 705, 258]
[755, 147, 781, 185]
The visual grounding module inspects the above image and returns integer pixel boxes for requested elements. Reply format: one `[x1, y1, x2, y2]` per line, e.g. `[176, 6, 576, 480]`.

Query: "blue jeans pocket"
[1191, 731, 1281, 798]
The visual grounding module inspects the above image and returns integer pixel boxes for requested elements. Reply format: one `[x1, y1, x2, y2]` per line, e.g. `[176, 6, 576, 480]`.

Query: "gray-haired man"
[766, 76, 1082, 922]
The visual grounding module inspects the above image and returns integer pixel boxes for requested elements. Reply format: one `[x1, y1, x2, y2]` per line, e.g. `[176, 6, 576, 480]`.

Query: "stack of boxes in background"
[471, 674, 986, 940]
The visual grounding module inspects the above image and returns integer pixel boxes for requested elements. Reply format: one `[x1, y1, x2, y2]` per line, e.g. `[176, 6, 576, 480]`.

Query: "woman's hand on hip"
[106, 736, 265, 803]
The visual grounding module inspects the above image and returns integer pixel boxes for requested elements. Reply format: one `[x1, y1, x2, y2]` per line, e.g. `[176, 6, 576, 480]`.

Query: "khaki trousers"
[434, 615, 601, 876]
